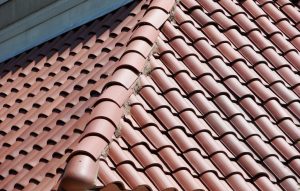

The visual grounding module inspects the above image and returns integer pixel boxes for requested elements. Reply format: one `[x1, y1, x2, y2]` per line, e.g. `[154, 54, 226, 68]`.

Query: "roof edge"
[59, 0, 176, 190]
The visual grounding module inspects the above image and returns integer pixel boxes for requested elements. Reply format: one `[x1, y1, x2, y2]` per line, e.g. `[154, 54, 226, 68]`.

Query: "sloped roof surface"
[1, 0, 300, 191]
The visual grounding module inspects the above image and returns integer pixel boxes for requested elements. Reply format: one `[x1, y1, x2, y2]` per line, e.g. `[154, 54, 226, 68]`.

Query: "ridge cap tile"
[59, 0, 174, 190]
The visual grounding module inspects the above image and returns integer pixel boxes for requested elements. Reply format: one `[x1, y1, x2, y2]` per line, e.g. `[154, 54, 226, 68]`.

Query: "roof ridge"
[59, 0, 176, 190]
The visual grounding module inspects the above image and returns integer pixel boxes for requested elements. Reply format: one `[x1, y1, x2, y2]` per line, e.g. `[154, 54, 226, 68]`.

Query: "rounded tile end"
[60, 154, 99, 191]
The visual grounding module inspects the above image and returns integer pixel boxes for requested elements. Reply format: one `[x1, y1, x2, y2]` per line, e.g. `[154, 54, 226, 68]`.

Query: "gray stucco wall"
[0, 0, 58, 29]
[0, 0, 132, 62]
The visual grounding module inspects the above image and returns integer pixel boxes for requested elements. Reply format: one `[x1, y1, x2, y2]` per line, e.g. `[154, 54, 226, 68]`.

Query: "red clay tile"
[271, 137, 300, 161]
[148, 0, 175, 13]
[276, 20, 300, 39]
[60, 154, 99, 190]
[220, 0, 245, 16]
[173, 169, 207, 190]
[203, 172, 234, 190]
[82, 118, 115, 142]
[215, 11, 242, 29]
[190, 9, 215, 27]
[129, 25, 159, 46]
[180, 0, 201, 11]
[72, 135, 107, 161]
[95, 85, 132, 107]
[115, 52, 146, 74]
[114, 163, 150, 189]
[279, 177, 299, 191]
[145, 166, 176, 190]
[140, 8, 169, 30]
[227, 173, 254, 191]
[242, 0, 268, 19]
[233, 13, 260, 33]
[1, 0, 300, 190]
[178, 22, 206, 42]
[197, 0, 224, 15]
[125, 39, 153, 58]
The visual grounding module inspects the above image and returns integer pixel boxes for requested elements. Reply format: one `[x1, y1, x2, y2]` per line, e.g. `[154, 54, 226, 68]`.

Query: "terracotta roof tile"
[1, 0, 300, 190]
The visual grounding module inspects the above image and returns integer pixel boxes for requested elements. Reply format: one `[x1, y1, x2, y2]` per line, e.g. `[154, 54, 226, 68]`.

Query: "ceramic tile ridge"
[59, 0, 176, 190]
